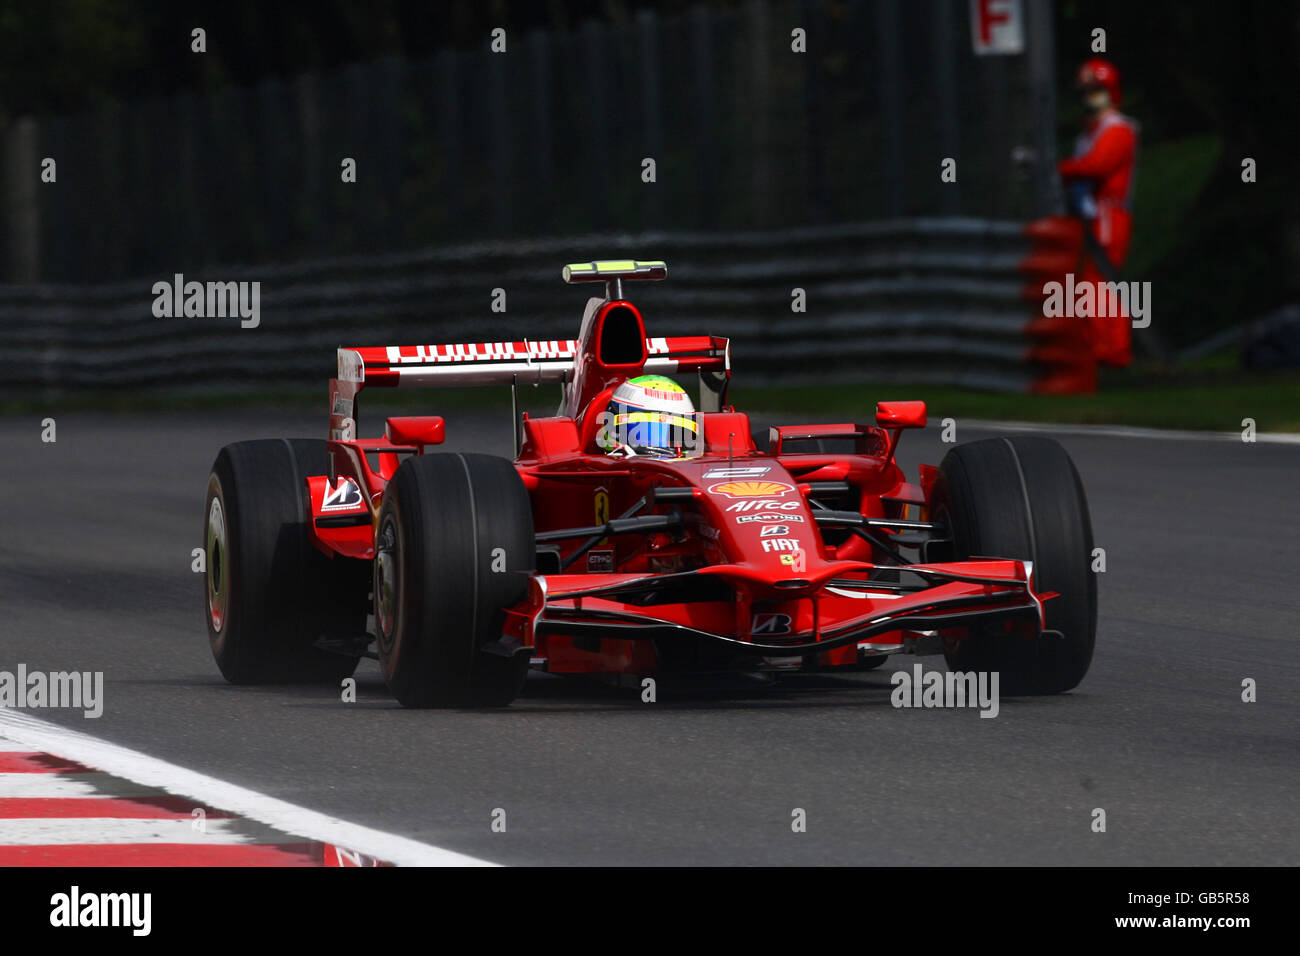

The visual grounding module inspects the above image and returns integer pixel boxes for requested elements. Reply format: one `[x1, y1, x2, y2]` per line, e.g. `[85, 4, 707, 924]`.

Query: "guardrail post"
[258, 77, 291, 254]
[801, 0, 828, 222]
[637, 9, 664, 230]
[294, 72, 324, 251]
[44, 114, 73, 281]
[874, 0, 905, 218]
[171, 92, 203, 273]
[3, 116, 41, 282]
[932, 0, 961, 216]
[487, 43, 511, 233]
[375, 55, 406, 243]
[689, 6, 717, 229]
[435, 49, 463, 232]
[529, 27, 554, 233]
[582, 19, 612, 231]
[1024, 0, 1062, 216]
[747, 0, 773, 227]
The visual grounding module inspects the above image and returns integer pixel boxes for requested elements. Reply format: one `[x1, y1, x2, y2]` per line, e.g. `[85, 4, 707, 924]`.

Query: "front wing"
[502, 559, 1048, 671]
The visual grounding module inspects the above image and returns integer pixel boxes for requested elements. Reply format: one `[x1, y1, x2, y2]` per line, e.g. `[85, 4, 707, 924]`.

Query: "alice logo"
[152, 273, 261, 329]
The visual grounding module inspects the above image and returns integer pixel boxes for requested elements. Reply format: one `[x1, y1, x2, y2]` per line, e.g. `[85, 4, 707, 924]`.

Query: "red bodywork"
[306, 294, 1047, 676]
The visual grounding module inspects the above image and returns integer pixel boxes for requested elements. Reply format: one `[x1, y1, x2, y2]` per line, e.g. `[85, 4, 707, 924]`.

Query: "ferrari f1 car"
[203, 260, 1096, 706]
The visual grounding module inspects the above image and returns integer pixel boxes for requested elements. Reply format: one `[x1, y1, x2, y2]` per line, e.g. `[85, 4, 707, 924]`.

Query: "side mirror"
[385, 416, 445, 447]
[875, 401, 927, 430]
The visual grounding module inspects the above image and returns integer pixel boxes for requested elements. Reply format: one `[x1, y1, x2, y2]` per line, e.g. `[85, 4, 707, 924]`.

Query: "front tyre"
[204, 439, 367, 684]
[374, 453, 535, 707]
[928, 436, 1096, 695]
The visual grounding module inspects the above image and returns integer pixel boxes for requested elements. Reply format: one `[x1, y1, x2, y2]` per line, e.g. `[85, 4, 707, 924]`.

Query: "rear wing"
[331, 336, 731, 441]
[338, 336, 729, 388]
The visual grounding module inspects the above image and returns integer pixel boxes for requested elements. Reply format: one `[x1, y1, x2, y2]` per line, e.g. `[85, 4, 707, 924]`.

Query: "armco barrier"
[1019, 216, 1093, 394]
[0, 219, 1088, 399]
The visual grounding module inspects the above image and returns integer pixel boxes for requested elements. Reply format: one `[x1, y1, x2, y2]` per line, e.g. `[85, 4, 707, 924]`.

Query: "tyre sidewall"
[930, 437, 1096, 693]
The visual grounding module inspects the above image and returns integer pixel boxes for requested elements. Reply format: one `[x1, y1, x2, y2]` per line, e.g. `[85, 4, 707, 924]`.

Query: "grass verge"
[736, 370, 1299, 433]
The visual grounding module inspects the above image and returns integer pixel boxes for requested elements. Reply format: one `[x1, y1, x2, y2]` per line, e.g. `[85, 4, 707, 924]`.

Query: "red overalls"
[1058, 110, 1139, 366]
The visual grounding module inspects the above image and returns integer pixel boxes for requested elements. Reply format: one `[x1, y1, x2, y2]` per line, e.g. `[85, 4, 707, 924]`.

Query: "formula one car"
[203, 260, 1096, 706]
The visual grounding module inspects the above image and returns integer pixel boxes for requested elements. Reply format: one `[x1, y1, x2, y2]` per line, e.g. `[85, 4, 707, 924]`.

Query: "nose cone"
[690, 464, 824, 579]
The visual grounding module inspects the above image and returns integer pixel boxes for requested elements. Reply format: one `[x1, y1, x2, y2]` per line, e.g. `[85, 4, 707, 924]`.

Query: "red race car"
[203, 260, 1096, 706]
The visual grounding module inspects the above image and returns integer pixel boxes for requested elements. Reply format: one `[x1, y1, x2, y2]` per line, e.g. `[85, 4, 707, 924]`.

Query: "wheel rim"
[206, 496, 228, 632]
[375, 518, 398, 650]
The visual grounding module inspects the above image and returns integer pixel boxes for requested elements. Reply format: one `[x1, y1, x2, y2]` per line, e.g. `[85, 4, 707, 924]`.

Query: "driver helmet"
[1075, 57, 1121, 110]
[598, 375, 697, 457]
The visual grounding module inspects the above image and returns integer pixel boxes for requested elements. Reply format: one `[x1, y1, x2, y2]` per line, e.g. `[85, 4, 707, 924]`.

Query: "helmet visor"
[611, 410, 699, 456]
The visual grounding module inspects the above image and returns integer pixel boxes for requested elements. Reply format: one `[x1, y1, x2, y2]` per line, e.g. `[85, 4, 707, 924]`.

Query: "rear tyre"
[204, 439, 367, 684]
[928, 436, 1096, 695]
[374, 453, 535, 707]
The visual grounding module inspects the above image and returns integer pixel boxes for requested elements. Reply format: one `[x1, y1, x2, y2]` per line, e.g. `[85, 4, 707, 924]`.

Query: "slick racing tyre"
[927, 436, 1096, 695]
[374, 453, 535, 707]
[204, 439, 368, 684]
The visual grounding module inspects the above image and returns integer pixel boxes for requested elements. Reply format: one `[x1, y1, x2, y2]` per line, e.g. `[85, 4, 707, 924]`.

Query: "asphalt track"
[1, 408, 1297, 865]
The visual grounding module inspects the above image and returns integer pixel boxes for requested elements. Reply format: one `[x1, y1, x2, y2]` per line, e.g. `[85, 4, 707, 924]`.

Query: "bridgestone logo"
[321, 478, 364, 512]
[752, 613, 792, 635]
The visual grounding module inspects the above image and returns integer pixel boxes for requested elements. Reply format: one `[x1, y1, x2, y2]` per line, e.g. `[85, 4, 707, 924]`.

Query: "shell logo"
[708, 480, 795, 499]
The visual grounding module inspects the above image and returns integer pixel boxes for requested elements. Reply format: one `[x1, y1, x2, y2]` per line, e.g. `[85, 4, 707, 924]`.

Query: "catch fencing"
[1, 0, 1058, 285]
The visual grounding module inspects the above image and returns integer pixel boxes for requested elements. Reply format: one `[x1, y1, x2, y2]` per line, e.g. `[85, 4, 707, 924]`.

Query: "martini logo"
[735, 512, 804, 523]
[322, 478, 364, 512]
[709, 480, 794, 499]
